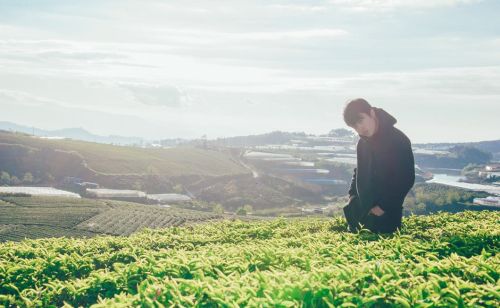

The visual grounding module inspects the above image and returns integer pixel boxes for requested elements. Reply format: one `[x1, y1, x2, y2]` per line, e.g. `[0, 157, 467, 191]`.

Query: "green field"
[0, 211, 498, 307]
[0, 131, 248, 176]
[0, 196, 227, 242]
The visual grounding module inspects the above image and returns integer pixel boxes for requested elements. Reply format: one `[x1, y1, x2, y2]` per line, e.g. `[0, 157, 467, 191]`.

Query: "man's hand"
[370, 205, 385, 216]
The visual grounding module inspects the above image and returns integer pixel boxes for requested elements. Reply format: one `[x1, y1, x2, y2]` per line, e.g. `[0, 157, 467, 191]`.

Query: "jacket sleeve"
[378, 135, 415, 212]
[398, 136, 415, 197]
[348, 167, 357, 197]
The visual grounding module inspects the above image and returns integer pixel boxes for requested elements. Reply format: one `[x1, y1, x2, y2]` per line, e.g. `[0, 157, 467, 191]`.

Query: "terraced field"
[0, 225, 97, 242]
[76, 207, 222, 236]
[0, 211, 498, 307]
[0, 196, 226, 241]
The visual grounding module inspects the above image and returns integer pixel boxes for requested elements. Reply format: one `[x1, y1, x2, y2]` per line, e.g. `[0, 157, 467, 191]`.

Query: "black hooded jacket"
[348, 108, 415, 218]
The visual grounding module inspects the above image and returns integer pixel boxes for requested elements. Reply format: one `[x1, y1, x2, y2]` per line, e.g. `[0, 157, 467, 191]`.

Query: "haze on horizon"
[1, 0, 499, 143]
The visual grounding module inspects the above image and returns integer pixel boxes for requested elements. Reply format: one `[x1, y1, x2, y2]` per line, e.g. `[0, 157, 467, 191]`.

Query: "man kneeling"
[342, 98, 415, 233]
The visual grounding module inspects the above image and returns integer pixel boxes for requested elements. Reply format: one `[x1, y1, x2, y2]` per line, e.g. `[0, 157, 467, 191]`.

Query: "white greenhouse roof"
[0, 186, 81, 198]
[147, 193, 191, 202]
[86, 188, 146, 198]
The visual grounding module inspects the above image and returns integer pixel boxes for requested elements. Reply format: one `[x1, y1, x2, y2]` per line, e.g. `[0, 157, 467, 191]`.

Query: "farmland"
[0, 210, 498, 307]
[0, 131, 248, 177]
[0, 131, 320, 209]
[0, 196, 227, 242]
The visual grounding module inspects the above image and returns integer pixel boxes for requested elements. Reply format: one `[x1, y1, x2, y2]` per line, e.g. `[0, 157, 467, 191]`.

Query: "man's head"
[343, 98, 378, 137]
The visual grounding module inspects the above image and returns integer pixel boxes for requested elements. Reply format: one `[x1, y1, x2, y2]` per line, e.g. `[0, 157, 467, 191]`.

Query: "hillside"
[0, 211, 498, 307]
[187, 174, 323, 211]
[0, 131, 247, 177]
[0, 131, 323, 209]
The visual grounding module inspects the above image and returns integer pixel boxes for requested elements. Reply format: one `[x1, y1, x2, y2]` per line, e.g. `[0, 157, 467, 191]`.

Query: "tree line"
[0, 170, 54, 186]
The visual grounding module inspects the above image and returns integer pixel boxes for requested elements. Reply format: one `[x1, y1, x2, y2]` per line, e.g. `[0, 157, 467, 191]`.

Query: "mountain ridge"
[0, 121, 143, 145]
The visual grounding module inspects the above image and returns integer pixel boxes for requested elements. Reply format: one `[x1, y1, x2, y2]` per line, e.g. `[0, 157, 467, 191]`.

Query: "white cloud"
[334, 66, 500, 97]
[0, 39, 128, 62]
[0, 89, 61, 107]
[0, 0, 497, 142]
[229, 28, 348, 40]
[328, 0, 482, 11]
[121, 83, 191, 108]
[150, 28, 348, 45]
[267, 4, 328, 12]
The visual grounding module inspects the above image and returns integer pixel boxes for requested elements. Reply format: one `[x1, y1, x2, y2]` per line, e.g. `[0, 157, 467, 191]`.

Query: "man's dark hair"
[343, 98, 372, 127]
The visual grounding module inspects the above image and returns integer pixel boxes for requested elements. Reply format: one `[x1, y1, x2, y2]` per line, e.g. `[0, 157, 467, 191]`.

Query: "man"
[342, 98, 415, 233]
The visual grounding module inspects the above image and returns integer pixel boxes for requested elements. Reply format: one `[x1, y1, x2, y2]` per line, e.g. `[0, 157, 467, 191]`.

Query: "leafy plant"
[0, 211, 498, 307]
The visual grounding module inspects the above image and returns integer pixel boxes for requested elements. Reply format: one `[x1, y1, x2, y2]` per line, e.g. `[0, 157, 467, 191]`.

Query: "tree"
[146, 165, 159, 175]
[212, 203, 224, 214]
[446, 191, 460, 204]
[435, 197, 446, 206]
[243, 204, 253, 214]
[173, 184, 184, 194]
[416, 203, 426, 212]
[0, 171, 11, 185]
[44, 172, 55, 183]
[451, 146, 492, 164]
[22, 172, 34, 184]
[236, 207, 247, 216]
[461, 163, 480, 176]
[10, 176, 21, 185]
[131, 181, 143, 191]
[328, 128, 355, 138]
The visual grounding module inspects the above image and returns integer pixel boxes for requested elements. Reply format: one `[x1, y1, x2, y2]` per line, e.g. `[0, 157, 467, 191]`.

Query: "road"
[238, 150, 259, 178]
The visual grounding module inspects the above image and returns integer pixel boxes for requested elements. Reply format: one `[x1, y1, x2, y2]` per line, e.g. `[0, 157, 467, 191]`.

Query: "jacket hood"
[374, 107, 397, 128]
[360, 107, 397, 141]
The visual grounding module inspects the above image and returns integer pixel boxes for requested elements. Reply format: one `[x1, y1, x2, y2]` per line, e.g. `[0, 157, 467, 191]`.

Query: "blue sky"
[0, 0, 499, 142]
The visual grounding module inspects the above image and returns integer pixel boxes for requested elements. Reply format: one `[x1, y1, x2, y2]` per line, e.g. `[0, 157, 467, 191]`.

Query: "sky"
[0, 0, 499, 143]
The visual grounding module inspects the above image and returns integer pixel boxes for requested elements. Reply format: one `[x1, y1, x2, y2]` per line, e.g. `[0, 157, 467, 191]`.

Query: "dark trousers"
[343, 195, 403, 234]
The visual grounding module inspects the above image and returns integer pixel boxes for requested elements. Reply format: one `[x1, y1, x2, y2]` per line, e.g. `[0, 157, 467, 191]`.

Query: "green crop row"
[0, 210, 498, 307]
[0, 196, 226, 240]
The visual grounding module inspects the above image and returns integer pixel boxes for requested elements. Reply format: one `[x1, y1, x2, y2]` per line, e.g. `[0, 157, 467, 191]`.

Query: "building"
[80, 182, 99, 189]
[485, 164, 500, 172]
[301, 207, 326, 214]
[146, 193, 192, 204]
[0, 186, 81, 198]
[60, 177, 99, 194]
[473, 196, 500, 207]
[85, 188, 147, 202]
[478, 171, 500, 179]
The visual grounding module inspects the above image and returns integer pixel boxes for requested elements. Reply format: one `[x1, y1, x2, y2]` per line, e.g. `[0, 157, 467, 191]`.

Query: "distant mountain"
[463, 140, 500, 155]
[203, 129, 358, 149]
[414, 140, 500, 153]
[414, 145, 493, 169]
[202, 131, 309, 147]
[0, 121, 143, 145]
[0, 122, 33, 135]
[414, 139, 500, 162]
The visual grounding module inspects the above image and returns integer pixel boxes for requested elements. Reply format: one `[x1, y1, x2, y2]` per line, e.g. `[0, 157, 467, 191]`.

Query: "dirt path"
[238, 150, 259, 178]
